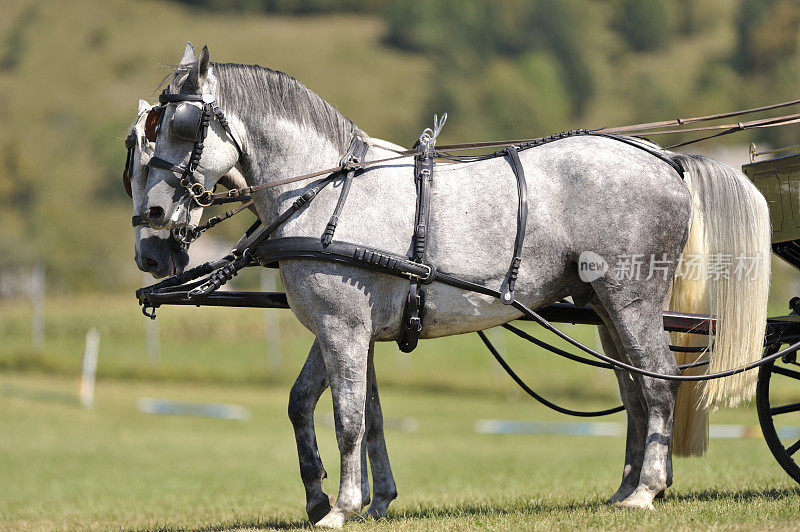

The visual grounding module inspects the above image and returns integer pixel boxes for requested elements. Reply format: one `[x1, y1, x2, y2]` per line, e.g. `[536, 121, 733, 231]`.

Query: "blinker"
[171, 103, 204, 142]
[122, 132, 135, 198]
[144, 106, 164, 142]
[143, 102, 204, 143]
[122, 153, 133, 197]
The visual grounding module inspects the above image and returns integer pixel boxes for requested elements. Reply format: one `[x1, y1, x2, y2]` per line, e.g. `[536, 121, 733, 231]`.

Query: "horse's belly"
[416, 285, 523, 338]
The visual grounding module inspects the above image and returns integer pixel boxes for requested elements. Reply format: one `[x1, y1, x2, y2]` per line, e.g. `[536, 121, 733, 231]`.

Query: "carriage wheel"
[756, 348, 800, 485]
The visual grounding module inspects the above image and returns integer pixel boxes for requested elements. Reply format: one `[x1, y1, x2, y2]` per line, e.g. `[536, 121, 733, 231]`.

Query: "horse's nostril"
[148, 206, 164, 221]
[141, 256, 159, 271]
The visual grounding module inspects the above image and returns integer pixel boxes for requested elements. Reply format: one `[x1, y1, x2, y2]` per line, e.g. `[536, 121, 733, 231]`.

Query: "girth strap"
[398, 116, 443, 353]
[500, 146, 528, 304]
[322, 137, 370, 245]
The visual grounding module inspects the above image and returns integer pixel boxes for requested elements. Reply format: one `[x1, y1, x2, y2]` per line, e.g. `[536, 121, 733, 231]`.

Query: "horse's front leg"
[288, 340, 334, 523]
[315, 324, 371, 528]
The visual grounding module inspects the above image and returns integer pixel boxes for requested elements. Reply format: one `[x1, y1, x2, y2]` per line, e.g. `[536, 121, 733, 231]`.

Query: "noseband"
[146, 92, 242, 207]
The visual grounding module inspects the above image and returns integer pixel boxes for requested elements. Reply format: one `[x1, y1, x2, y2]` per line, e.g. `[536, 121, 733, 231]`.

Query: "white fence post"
[80, 328, 100, 409]
[261, 269, 282, 369]
[30, 262, 44, 349]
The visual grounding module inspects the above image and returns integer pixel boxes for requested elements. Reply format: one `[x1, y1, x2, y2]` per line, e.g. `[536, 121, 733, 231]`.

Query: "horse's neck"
[238, 119, 415, 248]
[241, 119, 349, 212]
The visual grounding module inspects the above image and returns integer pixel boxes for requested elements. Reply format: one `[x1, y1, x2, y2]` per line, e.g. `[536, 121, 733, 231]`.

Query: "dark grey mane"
[200, 63, 360, 151]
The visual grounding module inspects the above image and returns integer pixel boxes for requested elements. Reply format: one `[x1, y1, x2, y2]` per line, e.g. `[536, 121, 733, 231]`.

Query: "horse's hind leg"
[595, 323, 647, 504]
[364, 345, 398, 518]
[595, 285, 680, 510]
[288, 340, 334, 523]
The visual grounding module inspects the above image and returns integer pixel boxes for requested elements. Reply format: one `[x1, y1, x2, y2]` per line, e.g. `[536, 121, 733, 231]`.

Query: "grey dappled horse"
[140, 43, 771, 527]
[126, 101, 397, 522]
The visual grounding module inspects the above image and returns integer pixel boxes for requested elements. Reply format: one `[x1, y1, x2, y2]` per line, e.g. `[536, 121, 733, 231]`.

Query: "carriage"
[129, 43, 800, 524]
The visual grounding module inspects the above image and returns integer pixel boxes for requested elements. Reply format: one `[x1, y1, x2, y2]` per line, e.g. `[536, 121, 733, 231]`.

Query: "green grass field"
[2, 373, 799, 531]
[2, 294, 800, 530]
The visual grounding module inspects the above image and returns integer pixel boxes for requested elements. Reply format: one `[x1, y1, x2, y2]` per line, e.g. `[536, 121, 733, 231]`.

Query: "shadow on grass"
[397, 499, 603, 518]
[128, 500, 602, 531]
[665, 487, 800, 503]
[134, 518, 312, 531]
[129, 488, 800, 531]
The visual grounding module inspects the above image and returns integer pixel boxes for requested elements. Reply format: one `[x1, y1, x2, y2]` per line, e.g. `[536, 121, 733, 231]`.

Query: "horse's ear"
[185, 45, 209, 92]
[198, 46, 210, 80]
[138, 99, 150, 115]
[179, 42, 196, 68]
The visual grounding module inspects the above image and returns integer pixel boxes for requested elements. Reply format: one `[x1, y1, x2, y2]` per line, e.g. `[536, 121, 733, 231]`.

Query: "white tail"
[669, 196, 709, 456]
[669, 154, 771, 456]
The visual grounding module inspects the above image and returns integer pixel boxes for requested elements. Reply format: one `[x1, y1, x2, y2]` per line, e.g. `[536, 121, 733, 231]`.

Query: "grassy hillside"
[0, 0, 431, 291]
[1, 0, 799, 293]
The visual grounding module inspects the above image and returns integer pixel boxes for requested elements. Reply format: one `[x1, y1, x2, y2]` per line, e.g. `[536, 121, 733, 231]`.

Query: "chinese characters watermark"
[578, 252, 763, 282]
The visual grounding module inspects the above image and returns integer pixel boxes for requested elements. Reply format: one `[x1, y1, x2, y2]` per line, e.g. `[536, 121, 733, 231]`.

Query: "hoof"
[364, 502, 390, 519]
[614, 499, 655, 511]
[315, 509, 346, 529]
[605, 487, 635, 505]
[614, 491, 655, 511]
[307, 495, 335, 525]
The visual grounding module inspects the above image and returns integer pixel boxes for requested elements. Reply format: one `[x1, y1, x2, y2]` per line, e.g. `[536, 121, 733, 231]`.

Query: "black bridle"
[122, 131, 136, 199]
[146, 92, 242, 208]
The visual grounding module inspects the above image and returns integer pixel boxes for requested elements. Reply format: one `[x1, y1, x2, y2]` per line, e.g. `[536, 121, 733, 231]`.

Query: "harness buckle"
[403, 263, 433, 283]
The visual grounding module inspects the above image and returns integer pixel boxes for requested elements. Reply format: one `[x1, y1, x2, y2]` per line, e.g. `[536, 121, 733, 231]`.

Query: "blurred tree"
[614, 0, 675, 52]
[675, 0, 719, 36]
[0, 3, 39, 73]
[532, 0, 594, 115]
[385, 0, 594, 129]
[734, 0, 800, 73]
[171, 0, 382, 13]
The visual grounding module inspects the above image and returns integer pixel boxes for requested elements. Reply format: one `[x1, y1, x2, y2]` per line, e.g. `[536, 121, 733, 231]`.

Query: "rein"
[140, 91, 800, 213]
[206, 102, 800, 204]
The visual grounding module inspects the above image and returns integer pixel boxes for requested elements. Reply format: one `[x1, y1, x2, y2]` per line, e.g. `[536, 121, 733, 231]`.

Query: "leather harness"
[397, 128, 436, 352]
[137, 94, 685, 352]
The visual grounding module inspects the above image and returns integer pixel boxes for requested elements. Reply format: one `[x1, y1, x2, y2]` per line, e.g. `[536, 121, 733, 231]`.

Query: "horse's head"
[126, 99, 193, 278]
[142, 43, 241, 229]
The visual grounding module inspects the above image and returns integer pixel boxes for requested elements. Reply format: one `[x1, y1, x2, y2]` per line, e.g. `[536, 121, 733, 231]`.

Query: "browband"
[159, 93, 205, 103]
